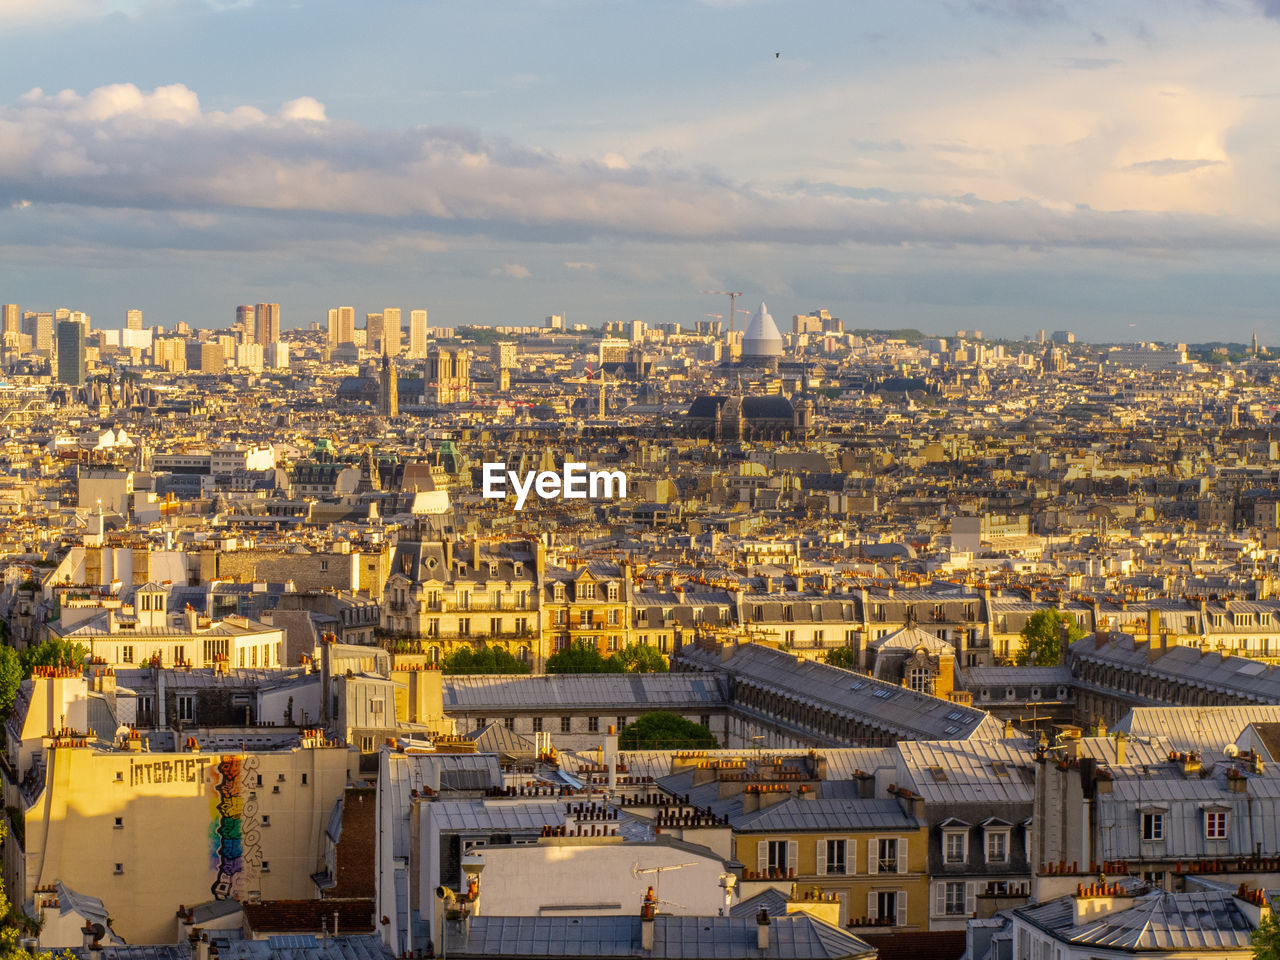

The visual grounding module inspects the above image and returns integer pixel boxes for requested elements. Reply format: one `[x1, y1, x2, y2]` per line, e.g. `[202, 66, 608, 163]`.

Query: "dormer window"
[607, 583, 619, 602]
[579, 582, 596, 601]
[553, 584, 565, 602]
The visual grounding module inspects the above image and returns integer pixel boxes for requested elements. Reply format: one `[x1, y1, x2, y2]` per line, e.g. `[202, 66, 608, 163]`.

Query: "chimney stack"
[640, 888, 656, 952]
[756, 908, 771, 950]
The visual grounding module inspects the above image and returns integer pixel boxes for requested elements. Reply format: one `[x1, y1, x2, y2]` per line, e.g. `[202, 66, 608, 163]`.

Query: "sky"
[2, 0, 1280, 341]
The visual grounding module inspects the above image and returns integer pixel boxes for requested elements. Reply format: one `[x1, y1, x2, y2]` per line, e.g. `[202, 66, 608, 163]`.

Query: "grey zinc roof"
[1019, 889, 1254, 951]
[1073, 634, 1280, 705]
[449, 914, 875, 959]
[442, 674, 726, 712]
[896, 739, 1037, 804]
[1113, 705, 1280, 753]
[732, 797, 919, 833]
[682, 643, 999, 741]
[426, 799, 564, 833]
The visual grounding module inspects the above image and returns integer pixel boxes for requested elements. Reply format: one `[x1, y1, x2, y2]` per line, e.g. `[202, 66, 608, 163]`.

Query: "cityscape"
[5, 3, 1280, 960]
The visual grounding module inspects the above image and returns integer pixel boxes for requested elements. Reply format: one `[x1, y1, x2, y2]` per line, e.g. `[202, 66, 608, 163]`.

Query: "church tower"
[378, 354, 398, 417]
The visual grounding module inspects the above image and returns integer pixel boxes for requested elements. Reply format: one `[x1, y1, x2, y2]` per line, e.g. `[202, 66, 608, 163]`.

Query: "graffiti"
[209, 755, 263, 900]
[129, 756, 212, 787]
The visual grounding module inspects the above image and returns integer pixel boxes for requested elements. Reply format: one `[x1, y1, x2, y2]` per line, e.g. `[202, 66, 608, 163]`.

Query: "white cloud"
[563, 261, 597, 271]
[0, 82, 1277, 257]
[492, 263, 532, 279]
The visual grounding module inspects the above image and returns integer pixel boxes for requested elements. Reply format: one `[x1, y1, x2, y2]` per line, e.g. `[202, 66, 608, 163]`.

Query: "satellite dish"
[1224, 744, 1240, 759]
[91, 924, 105, 939]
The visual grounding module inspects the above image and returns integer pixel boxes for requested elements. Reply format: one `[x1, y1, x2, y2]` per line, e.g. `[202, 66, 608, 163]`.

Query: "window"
[1205, 810, 1228, 840]
[588, 716, 599, 733]
[369, 699, 384, 717]
[764, 839, 793, 874]
[475, 717, 486, 731]
[504, 717, 515, 731]
[490, 617, 502, 636]
[532, 717, 543, 733]
[700, 715, 710, 729]
[986, 831, 1008, 863]
[177, 695, 194, 723]
[608, 609, 620, 625]
[459, 618, 471, 636]
[114, 771, 123, 782]
[114, 864, 124, 875]
[121, 645, 134, 664]
[944, 881, 967, 915]
[908, 667, 931, 693]
[1142, 812, 1164, 841]
[874, 891, 898, 925]
[944, 831, 967, 864]
[617, 716, 627, 731]
[301, 774, 308, 785]
[261, 861, 270, 873]
[261, 815, 271, 827]
[359, 736, 373, 752]
[822, 838, 847, 875]
[877, 838, 899, 873]
[113, 817, 123, 829]
[607, 583, 619, 601]
[560, 716, 571, 733]
[579, 582, 596, 600]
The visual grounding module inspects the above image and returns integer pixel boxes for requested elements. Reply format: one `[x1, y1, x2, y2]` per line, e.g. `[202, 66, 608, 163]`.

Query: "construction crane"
[700, 291, 744, 337]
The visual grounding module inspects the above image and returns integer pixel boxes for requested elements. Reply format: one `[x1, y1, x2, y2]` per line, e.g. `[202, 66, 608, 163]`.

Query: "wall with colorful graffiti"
[209, 754, 263, 899]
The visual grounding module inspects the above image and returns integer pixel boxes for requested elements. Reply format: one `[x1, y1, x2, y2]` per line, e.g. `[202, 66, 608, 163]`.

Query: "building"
[126, 309, 143, 331]
[255, 302, 280, 346]
[425, 346, 471, 404]
[2, 671, 351, 944]
[408, 309, 428, 358]
[56, 319, 86, 385]
[236, 305, 255, 343]
[378, 355, 398, 417]
[742, 302, 785, 370]
[328, 306, 356, 347]
[1, 302, 18, 337]
[381, 308, 402, 356]
[543, 560, 633, 659]
[366, 313, 384, 354]
[201, 342, 226, 374]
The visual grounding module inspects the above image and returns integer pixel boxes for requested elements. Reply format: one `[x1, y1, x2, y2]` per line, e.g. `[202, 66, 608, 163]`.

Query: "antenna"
[632, 861, 698, 908]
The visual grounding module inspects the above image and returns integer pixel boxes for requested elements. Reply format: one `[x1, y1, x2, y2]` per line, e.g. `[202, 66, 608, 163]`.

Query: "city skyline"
[3, 1, 1280, 337]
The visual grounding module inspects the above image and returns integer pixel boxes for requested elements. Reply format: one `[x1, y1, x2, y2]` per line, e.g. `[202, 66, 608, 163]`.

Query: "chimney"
[1115, 733, 1126, 765]
[640, 888, 656, 952]
[756, 908, 770, 950]
[605, 725, 619, 792]
[81, 923, 96, 949]
[89, 942, 102, 960]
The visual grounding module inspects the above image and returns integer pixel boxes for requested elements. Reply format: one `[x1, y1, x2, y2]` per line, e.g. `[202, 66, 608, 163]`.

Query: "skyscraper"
[1, 304, 19, 337]
[255, 302, 280, 346]
[382, 307, 402, 356]
[409, 309, 428, 358]
[126, 309, 143, 331]
[366, 313, 384, 354]
[25, 312, 53, 355]
[56, 319, 86, 385]
[236, 305, 255, 344]
[327, 308, 357, 348]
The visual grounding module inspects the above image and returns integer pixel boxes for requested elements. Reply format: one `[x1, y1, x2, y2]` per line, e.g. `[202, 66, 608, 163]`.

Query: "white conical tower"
[742, 302, 784, 360]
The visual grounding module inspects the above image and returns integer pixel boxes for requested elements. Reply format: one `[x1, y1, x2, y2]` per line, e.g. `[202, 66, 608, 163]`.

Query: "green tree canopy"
[612, 643, 669, 673]
[1015, 609, 1086, 667]
[545, 641, 625, 674]
[0, 648, 20, 722]
[823, 647, 858, 670]
[18, 638, 89, 677]
[1253, 912, 1280, 960]
[441, 646, 531, 675]
[619, 711, 717, 751]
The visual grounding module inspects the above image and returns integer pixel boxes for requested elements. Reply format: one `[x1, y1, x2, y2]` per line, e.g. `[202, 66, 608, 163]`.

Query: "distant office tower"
[490, 341, 517, 370]
[378, 354, 398, 416]
[255, 302, 280, 345]
[426, 346, 471, 404]
[2, 304, 18, 337]
[153, 336, 187, 373]
[28, 313, 53, 355]
[236, 305, 256, 344]
[200, 342, 226, 374]
[327, 306, 357, 347]
[382, 308, 402, 356]
[408, 309, 428, 358]
[236, 342, 264, 372]
[266, 342, 289, 370]
[126, 309, 143, 331]
[545, 314, 564, 331]
[56, 320, 86, 385]
[366, 313, 384, 353]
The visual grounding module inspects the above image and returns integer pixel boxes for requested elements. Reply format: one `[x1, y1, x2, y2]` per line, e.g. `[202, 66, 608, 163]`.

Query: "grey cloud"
[0, 83, 1274, 256]
[968, 0, 1069, 23]
[1056, 57, 1123, 70]
[1123, 157, 1226, 176]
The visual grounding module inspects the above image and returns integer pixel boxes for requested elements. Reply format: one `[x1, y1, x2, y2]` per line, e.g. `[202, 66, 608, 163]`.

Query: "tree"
[442, 646, 530, 675]
[0, 648, 21, 721]
[619, 711, 717, 751]
[545, 641, 625, 674]
[1253, 912, 1280, 960]
[1015, 609, 1085, 667]
[18, 638, 88, 677]
[823, 647, 858, 670]
[612, 643, 668, 673]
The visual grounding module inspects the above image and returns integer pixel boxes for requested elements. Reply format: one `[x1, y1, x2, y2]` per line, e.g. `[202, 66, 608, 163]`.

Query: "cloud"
[968, 0, 1068, 23]
[1056, 57, 1123, 70]
[563, 261, 597, 271]
[1255, 0, 1280, 19]
[0, 82, 1275, 257]
[1123, 157, 1226, 176]
[491, 263, 531, 279]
